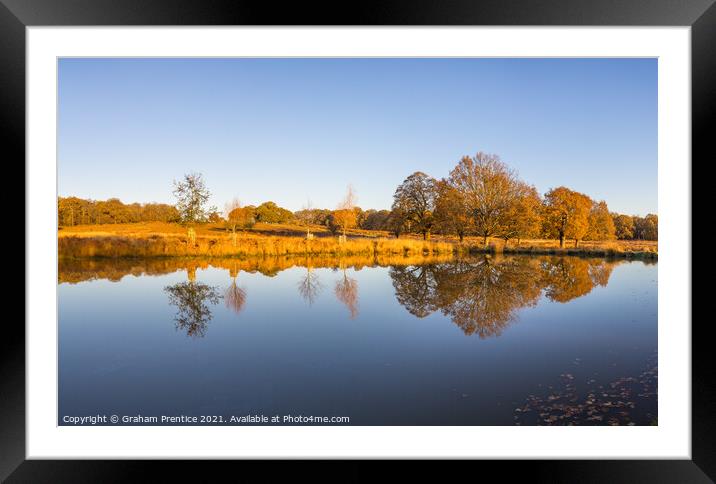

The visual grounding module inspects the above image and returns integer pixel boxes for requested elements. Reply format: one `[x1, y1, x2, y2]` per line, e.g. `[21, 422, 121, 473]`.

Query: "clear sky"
[58, 58, 657, 215]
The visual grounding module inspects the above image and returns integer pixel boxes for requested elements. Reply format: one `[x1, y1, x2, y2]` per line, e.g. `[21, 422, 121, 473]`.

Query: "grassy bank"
[461, 241, 658, 260]
[58, 222, 658, 260]
[58, 233, 455, 258]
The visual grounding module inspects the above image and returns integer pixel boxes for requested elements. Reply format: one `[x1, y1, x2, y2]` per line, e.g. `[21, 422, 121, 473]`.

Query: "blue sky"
[58, 58, 657, 215]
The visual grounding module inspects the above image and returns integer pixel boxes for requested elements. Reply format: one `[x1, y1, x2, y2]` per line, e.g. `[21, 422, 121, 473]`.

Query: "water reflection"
[390, 265, 437, 318]
[164, 281, 222, 338]
[540, 257, 614, 303]
[335, 268, 359, 319]
[434, 257, 543, 338]
[297, 265, 322, 306]
[58, 253, 455, 284]
[225, 279, 247, 316]
[390, 256, 620, 337]
[62, 254, 622, 339]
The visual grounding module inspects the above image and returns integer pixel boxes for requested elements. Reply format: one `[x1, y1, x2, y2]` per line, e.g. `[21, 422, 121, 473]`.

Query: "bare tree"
[297, 198, 314, 239]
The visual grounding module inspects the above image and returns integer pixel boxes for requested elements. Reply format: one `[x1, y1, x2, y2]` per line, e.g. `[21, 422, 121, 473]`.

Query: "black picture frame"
[3, 0, 709, 481]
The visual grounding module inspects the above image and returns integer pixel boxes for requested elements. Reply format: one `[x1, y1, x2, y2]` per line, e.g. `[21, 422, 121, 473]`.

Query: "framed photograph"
[5, 0, 710, 480]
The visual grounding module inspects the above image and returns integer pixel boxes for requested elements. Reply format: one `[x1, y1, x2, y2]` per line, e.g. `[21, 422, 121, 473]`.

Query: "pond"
[58, 254, 657, 426]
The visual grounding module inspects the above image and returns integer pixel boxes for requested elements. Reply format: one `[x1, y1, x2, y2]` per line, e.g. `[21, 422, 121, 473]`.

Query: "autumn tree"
[330, 185, 358, 238]
[392, 171, 438, 240]
[57, 197, 86, 226]
[585, 200, 616, 241]
[172, 173, 212, 224]
[499, 182, 542, 245]
[225, 198, 242, 233]
[225, 199, 251, 245]
[448, 152, 519, 246]
[58, 196, 180, 226]
[543, 187, 593, 248]
[228, 206, 256, 231]
[634, 214, 658, 240]
[612, 213, 635, 240]
[329, 209, 357, 237]
[433, 179, 472, 242]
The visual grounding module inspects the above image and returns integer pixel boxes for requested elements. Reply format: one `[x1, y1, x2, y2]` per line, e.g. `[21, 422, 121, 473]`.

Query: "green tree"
[172, 173, 212, 224]
[255, 201, 293, 224]
[387, 208, 408, 238]
[361, 209, 391, 231]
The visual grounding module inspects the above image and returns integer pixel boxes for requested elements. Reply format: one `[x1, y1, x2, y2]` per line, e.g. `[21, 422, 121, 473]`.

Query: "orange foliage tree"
[543, 187, 593, 247]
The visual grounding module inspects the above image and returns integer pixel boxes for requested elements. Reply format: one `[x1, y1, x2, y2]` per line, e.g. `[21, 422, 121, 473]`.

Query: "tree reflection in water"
[390, 265, 437, 318]
[224, 261, 247, 316]
[335, 267, 359, 319]
[297, 265, 322, 306]
[540, 256, 615, 303]
[391, 256, 619, 338]
[164, 281, 222, 338]
[64, 254, 620, 338]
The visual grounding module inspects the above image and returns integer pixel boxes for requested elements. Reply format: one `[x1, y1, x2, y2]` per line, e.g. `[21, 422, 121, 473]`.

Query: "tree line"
[58, 197, 181, 226]
[386, 152, 658, 246]
[59, 157, 657, 245]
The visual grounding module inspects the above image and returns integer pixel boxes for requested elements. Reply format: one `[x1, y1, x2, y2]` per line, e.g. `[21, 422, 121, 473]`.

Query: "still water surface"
[59, 255, 657, 425]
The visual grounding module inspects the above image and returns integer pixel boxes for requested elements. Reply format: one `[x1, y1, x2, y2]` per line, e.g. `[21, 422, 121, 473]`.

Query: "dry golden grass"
[58, 221, 389, 239]
[58, 222, 657, 259]
[58, 227, 454, 259]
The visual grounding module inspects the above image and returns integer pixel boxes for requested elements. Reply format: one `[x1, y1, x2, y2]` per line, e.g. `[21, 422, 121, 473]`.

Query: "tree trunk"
[483, 234, 488, 247]
[559, 233, 565, 248]
[574, 239, 579, 248]
[517, 237, 521, 246]
[458, 233, 464, 243]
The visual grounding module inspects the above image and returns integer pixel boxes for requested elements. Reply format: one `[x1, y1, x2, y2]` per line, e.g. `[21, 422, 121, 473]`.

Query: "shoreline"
[57, 233, 657, 261]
